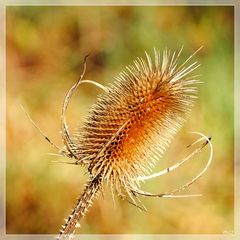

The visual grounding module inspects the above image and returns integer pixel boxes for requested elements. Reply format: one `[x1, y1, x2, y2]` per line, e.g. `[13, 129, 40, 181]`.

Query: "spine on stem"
[57, 176, 101, 240]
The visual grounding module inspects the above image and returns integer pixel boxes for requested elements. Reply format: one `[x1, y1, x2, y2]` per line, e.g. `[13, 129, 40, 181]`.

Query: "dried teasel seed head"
[72, 48, 201, 195]
[23, 47, 212, 240]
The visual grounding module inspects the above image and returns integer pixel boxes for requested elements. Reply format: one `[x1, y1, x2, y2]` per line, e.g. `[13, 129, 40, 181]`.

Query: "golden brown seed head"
[73, 48, 200, 193]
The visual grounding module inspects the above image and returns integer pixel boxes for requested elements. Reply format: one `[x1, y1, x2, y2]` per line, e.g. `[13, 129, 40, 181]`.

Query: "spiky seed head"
[73, 48, 200, 195]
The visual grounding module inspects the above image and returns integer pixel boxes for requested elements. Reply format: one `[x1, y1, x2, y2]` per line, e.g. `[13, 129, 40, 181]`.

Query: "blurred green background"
[6, 6, 234, 234]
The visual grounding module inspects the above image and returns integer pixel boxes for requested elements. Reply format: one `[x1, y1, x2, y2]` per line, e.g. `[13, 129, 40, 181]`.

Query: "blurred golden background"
[6, 6, 234, 234]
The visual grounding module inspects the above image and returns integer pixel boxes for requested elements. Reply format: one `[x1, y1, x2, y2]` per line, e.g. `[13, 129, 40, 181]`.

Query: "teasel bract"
[23, 47, 213, 239]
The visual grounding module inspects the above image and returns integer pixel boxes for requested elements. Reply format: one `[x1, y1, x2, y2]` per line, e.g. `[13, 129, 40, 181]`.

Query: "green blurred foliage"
[6, 6, 234, 234]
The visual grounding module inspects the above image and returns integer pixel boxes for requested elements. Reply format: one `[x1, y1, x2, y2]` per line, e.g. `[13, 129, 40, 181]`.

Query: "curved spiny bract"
[73, 49, 200, 195]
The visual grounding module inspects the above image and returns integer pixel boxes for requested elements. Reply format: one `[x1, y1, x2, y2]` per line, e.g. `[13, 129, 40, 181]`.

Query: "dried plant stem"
[58, 176, 101, 240]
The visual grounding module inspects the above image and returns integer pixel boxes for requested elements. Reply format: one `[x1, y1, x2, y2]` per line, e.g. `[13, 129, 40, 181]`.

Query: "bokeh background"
[6, 6, 234, 234]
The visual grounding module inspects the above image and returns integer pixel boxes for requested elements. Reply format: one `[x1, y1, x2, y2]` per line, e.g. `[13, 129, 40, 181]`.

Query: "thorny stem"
[57, 175, 101, 240]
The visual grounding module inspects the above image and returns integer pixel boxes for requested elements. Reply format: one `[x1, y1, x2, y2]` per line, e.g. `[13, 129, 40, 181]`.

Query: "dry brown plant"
[23, 47, 213, 239]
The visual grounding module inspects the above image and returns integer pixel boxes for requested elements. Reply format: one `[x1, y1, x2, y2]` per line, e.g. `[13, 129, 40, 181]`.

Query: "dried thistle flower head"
[23, 47, 213, 240]
[76, 49, 199, 191]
